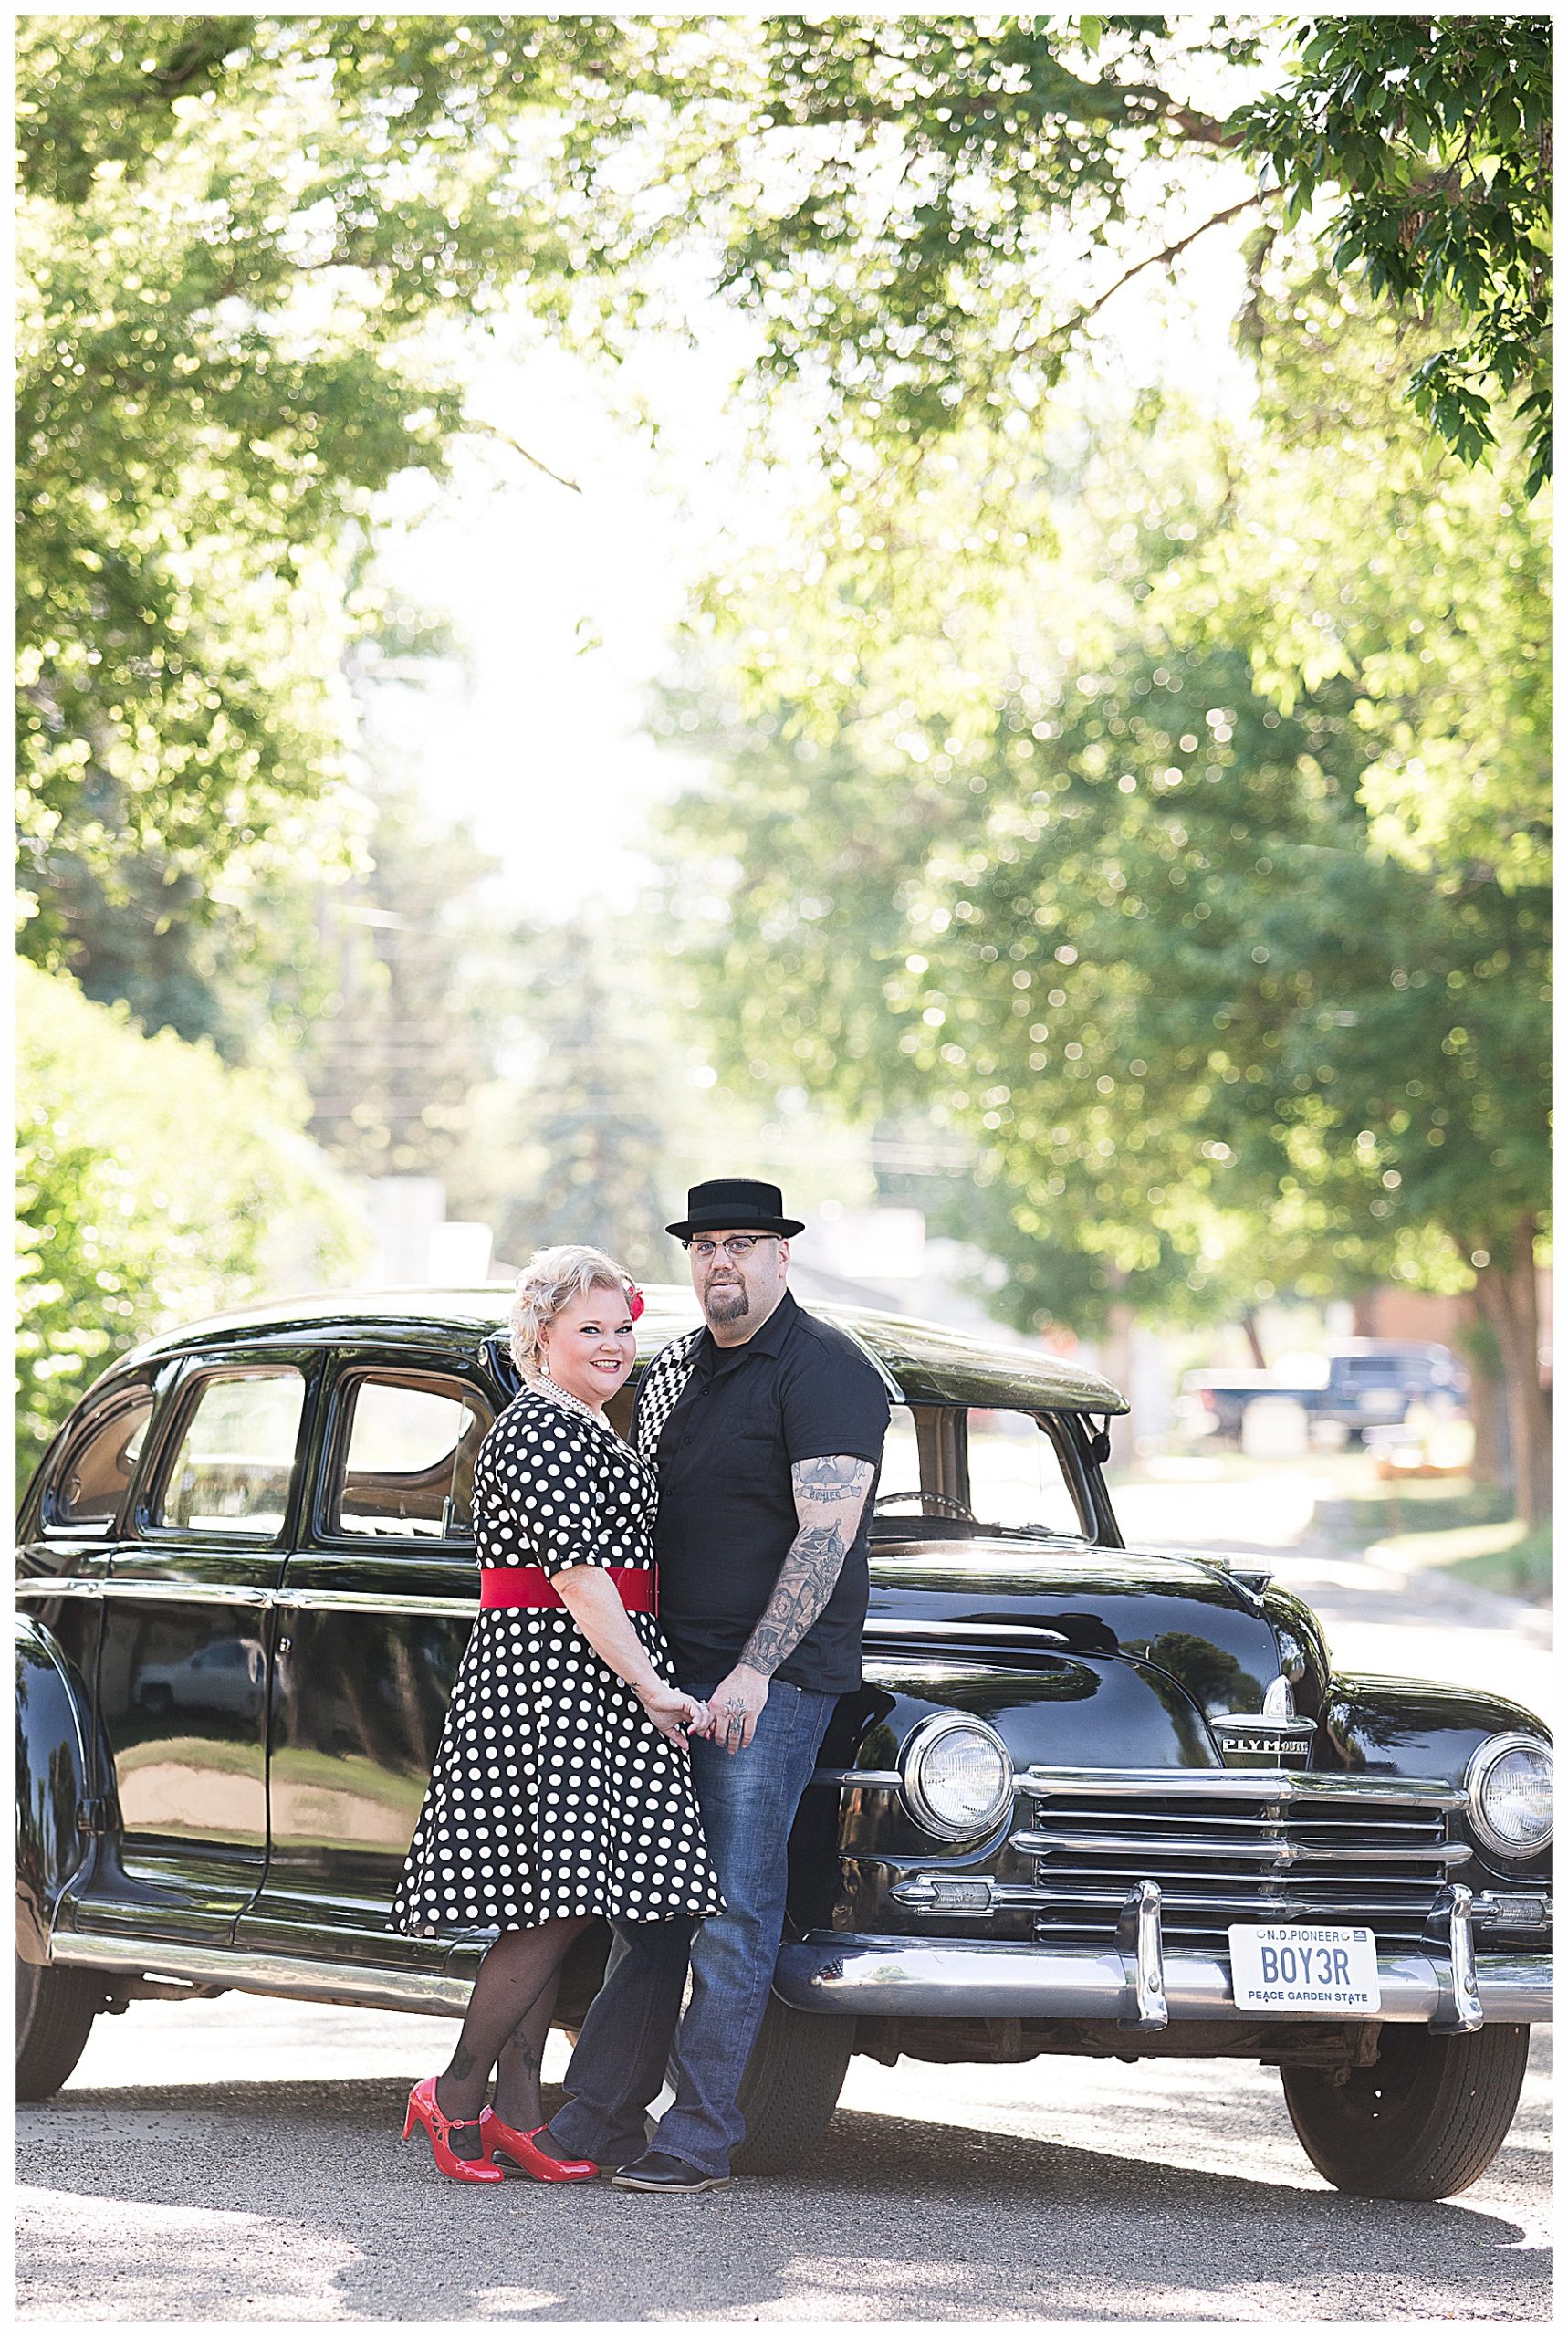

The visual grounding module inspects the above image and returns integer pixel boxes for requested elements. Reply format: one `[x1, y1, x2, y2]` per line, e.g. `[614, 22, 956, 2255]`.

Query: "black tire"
[732, 1995, 854, 2175]
[1281, 2023, 1531, 2201]
[16, 1952, 104, 2101]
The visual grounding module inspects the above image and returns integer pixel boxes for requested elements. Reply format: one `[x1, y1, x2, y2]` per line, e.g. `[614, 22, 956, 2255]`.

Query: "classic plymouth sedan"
[16, 1287, 1552, 2199]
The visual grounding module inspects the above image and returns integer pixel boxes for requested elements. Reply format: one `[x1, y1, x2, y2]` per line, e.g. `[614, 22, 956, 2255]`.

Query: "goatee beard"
[706, 1284, 749, 1325]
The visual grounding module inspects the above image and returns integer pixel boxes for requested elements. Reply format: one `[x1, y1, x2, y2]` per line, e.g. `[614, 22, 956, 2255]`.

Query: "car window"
[330, 1375, 494, 1540]
[156, 1370, 307, 1535]
[873, 1404, 923, 1505]
[965, 1409, 1083, 1536]
[47, 1389, 154, 1531]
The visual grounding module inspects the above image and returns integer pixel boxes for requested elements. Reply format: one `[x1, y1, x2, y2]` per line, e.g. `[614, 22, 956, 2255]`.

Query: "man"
[538, 1176, 891, 2193]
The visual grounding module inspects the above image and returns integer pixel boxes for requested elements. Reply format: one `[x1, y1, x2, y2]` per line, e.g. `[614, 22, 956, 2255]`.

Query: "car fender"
[15, 1613, 106, 1963]
[1321, 1671, 1552, 1884]
[791, 1654, 1224, 1934]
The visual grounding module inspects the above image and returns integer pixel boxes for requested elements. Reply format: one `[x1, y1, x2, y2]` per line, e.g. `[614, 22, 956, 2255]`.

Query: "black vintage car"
[16, 1288, 1552, 2199]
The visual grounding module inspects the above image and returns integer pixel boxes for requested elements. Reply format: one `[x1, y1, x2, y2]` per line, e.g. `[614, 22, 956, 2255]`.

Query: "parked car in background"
[17, 1290, 1549, 2200]
[1182, 1340, 1469, 1447]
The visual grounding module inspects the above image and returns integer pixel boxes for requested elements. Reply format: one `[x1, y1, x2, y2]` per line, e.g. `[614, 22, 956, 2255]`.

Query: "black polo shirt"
[652, 1289, 892, 1693]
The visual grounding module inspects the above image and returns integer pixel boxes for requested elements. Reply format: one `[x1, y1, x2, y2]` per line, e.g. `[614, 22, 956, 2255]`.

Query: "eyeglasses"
[687, 1235, 778, 1263]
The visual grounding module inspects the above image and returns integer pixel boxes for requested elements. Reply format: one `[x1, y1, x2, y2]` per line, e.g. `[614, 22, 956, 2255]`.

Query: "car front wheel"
[16, 1952, 105, 2101]
[1281, 2022, 1531, 2200]
[732, 1994, 854, 2175]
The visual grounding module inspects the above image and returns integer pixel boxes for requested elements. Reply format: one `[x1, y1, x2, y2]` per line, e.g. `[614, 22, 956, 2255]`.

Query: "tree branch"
[1066, 194, 1266, 335]
[1166, 104, 1242, 152]
[463, 420, 582, 495]
[136, 17, 255, 101]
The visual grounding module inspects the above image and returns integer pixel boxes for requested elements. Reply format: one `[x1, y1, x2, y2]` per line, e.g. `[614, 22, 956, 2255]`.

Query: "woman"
[391, 1244, 723, 2184]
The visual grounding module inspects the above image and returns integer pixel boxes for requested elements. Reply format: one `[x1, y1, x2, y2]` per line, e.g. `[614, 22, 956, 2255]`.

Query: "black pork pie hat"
[665, 1177, 805, 1243]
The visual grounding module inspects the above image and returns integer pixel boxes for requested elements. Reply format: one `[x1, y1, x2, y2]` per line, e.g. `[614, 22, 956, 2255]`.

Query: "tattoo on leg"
[504, 2025, 541, 2080]
[447, 2044, 478, 2080]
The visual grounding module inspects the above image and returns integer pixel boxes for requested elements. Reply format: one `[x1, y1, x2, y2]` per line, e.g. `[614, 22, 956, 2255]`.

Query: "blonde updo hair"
[509, 1243, 633, 1377]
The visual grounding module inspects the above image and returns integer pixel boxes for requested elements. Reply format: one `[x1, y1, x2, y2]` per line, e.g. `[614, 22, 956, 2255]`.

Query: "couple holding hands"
[392, 1178, 891, 2195]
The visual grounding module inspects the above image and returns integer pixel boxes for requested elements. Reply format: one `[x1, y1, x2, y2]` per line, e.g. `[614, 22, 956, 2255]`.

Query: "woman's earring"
[538, 1348, 553, 1382]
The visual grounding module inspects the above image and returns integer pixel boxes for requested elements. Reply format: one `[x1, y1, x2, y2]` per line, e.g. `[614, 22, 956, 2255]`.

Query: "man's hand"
[702, 1661, 770, 1755]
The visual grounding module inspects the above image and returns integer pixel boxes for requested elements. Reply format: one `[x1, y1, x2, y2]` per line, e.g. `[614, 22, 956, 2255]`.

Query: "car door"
[89, 1346, 319, 1944]
[16, 1374, 160, 1921]
[16, 1370, 158, 1686]
[239, 1351, 497, 1974]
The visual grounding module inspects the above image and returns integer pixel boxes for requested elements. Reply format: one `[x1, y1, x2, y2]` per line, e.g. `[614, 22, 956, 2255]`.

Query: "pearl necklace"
[528, 1374, 610, 1430]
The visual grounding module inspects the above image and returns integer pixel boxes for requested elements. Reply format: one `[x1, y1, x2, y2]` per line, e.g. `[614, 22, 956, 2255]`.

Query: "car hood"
[867, 1536, 1284, 1721]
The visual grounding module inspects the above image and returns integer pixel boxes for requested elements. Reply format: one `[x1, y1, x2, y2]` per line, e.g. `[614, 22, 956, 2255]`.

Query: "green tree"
[655, 312, 1550, 1513]
[1176, 268, 1551, 891]
[299, 781, 499, 1179]
[18, 15, 1549, 985]
[447, 920, 674, 1279]
[1236, 16, 1552, 491]
[30, 550, 460, 1069]
[563, 13, 1550, 481]
[16, 13, 614, 968]
[15, 961, 364, 1483]
[17, 13, 1552, 1487]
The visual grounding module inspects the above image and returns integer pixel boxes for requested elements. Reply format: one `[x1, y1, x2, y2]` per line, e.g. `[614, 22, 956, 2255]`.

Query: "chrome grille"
[1009, 1766, 1466, 1947]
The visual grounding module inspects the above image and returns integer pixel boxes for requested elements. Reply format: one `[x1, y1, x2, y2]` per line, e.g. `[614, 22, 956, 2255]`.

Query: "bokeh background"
[16, 15, 1551, 1598]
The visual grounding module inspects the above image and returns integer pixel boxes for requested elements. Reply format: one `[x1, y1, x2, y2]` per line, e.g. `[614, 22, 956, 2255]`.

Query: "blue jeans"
[547, 1676, 835, 2176]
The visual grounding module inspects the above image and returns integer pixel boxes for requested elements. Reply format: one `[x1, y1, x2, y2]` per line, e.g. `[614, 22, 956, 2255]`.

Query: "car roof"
[1326, 1338, 1452, 1358]
[119, 1283, 1128, 1415]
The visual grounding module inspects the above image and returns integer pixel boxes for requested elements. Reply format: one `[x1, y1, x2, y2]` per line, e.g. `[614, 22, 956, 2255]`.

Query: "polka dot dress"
[391, 1386, 724, 1935]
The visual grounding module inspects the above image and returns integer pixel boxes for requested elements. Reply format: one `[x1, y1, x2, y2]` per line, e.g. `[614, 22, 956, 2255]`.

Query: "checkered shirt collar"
[631, 1328, 705, 1462]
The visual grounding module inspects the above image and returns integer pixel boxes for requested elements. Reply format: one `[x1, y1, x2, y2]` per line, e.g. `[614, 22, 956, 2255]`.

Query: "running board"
[49, 1929, 471, 2017]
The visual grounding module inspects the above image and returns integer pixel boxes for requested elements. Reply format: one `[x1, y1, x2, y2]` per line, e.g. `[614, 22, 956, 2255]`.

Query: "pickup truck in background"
[1181, 1340, 1470, 1447]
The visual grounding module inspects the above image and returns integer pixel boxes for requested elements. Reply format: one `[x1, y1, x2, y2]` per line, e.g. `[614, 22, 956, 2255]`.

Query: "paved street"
[17, 1475, 1552, 2322]
[16, 1997, 1552, 2322]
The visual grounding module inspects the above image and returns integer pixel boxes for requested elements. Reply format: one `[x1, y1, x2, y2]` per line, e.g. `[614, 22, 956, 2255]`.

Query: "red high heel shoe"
[402, 2076, 504, 2184]
[481, 2110, 598, 2183]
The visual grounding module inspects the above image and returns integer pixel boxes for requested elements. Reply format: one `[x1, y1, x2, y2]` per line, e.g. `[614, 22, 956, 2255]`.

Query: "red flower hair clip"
[626, 1281, 645, 1322]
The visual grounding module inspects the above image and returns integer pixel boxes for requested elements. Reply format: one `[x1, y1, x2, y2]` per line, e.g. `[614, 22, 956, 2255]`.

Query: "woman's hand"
[636, 1682, 709, 1745]
[549, 1570, 708, 1744]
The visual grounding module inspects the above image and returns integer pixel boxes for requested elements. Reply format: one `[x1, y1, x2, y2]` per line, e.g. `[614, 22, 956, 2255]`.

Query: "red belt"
[480, 1564, 656, 1615]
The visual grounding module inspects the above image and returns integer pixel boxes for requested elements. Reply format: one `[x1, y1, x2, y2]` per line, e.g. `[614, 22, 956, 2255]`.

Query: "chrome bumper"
[775, 1928, 1552, 2031]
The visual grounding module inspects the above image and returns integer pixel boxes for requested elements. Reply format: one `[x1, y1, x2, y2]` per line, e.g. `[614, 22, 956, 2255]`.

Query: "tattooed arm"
[703, 1454, 876, 1755]
[746, 1455, 877, 1678]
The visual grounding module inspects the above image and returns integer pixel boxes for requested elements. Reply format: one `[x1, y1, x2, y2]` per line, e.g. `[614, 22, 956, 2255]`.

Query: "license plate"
[1228, 1923, 1382, 2013]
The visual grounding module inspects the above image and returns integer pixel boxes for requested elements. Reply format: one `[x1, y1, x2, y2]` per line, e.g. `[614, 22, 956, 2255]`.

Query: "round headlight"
[901, 1714, 1014, 1839]
[1466, 1732, 1553, 1860]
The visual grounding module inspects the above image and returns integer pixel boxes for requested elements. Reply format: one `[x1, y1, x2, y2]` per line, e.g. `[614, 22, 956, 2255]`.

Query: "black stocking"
[435, 1916, 592, 2155]
[492, 1962, 563, 2131]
